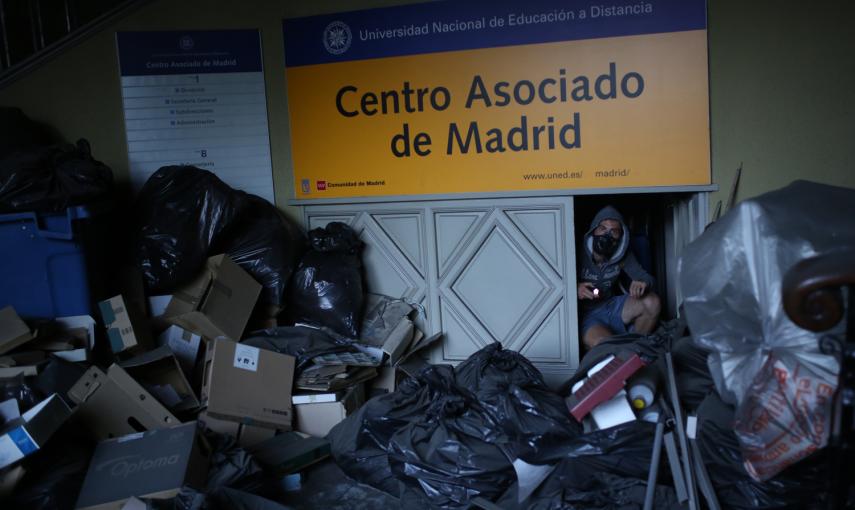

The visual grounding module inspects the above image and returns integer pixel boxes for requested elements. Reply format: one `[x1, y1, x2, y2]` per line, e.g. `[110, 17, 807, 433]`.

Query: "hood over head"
[585, 205, 630, 263]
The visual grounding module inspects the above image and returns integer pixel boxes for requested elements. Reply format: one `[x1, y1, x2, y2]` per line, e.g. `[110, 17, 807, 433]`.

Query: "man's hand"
[578, 282, 596, 300]
[629, 280, 648, 298]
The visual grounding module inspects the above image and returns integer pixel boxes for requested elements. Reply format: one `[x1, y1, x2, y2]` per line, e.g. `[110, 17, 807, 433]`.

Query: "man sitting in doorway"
[577, 205, 661, 348]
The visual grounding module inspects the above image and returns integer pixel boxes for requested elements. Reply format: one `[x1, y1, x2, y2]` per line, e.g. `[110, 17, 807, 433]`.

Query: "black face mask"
[593, 234, 620, 258]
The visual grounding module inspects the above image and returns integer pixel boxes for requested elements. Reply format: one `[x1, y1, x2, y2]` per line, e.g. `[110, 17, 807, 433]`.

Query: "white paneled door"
[304, 196, 579, 386]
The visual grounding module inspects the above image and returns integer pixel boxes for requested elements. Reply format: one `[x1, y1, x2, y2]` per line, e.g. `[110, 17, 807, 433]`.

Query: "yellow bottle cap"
[632, 398, 646, 410]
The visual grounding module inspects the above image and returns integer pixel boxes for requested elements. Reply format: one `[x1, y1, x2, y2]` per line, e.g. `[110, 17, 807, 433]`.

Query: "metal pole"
[643, 419, 665, 510]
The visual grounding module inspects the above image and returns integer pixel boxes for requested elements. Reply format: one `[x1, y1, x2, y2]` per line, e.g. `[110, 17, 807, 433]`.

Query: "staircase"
[0, 0, 150, 88]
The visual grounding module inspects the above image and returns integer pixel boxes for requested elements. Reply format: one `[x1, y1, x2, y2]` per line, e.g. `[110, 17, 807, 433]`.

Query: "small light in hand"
[593, 288, 599, 298]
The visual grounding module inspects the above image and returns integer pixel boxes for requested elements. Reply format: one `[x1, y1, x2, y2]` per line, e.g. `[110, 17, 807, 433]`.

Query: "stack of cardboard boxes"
[0, 253, 442, 508]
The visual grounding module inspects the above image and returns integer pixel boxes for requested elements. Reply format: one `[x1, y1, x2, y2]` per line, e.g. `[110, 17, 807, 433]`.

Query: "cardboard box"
[294, 383, 364, 438]
[68, 365, 179, 441]
[75, 422, 208, 510]
[201, 338, 294, 430]
[247, 431, 330, 475]
[165, 255, 261, 341]
[99, 295, 153, 354]
[119, 346, 200, 414]
[0, 306, 32, 355]
[51, 315, 95, 362]
[0, 394, 73, 469]
[197, 409, 240, 437]
[157, 325, 202, 376]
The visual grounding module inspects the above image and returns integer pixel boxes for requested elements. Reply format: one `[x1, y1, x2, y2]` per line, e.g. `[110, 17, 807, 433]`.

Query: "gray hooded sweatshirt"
[578, 206, 654, 311]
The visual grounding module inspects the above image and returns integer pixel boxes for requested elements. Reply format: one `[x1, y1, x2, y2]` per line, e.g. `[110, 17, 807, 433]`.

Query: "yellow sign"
[284, 1, 710, 198]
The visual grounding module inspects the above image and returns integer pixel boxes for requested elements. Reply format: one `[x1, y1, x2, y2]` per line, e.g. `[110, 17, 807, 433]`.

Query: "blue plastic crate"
[0, 205, 107, 319]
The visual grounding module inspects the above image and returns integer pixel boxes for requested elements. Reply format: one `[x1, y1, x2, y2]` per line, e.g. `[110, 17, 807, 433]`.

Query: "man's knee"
[642, 292, 661, 316]
[583, 324, 612, 348]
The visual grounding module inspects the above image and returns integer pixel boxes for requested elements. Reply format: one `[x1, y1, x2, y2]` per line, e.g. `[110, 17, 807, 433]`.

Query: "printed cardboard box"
[75, 422, 207, 510]
[201, 338, 294, 430]
[99, 295, 153, 354]
[69, 365, 179, 441]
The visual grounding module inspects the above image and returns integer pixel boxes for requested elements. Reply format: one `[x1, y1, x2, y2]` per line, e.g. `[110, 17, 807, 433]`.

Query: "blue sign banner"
[282, 0, 706, 67]
[117, 30, 263, 76]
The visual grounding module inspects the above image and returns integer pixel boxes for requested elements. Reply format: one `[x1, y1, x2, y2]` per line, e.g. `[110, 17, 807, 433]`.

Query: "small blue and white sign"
[116, 30, 275, 203]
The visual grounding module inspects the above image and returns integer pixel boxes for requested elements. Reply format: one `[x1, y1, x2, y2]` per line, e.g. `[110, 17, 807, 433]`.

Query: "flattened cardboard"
[294, 383, 364, 438]
[370, 366, 397, 394]
[98, 295, 153, 354]
[119, 346, 200, 413]
[0, 394, 73, 469]
[68, 365, 179, 441]
[157, 325, 202, 376]
[381, 318, 414, 365]
[201, 338, 294, 430]
[0, 306, 32, 355]
[75, 422, 208, 510]
[165, 255, 261, 341]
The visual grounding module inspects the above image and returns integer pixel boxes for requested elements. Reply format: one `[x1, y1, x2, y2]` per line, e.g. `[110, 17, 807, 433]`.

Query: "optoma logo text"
[97, 454, 181, 478]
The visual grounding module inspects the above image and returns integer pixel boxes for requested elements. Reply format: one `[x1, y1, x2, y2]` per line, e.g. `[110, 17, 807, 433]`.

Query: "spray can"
[627, 365, 660, 411]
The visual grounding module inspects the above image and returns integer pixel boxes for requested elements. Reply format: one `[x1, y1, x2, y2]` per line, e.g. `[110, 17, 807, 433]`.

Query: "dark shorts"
[580, 294, 630, 336]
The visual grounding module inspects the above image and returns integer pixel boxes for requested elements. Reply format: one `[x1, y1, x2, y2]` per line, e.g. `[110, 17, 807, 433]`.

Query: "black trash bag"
[388, 414, 514, 508]
[672, 334, 716, 412]
[387, 365, 516, 507]
[0, 139, 113, 213]
[497, 420, 678, 510]
[135, 166, 249, 293]
[202, 427, 270, 495]
[454, 343, 581, 462]
[214, 195, 306, 311]
[7, 441, 93, 510]
[328, 366, 456, 497]
[242, 325, 356, 372]
[330, 344, 587, 508]
[287, 222, 364, 338]
[695, 393, 831, 510]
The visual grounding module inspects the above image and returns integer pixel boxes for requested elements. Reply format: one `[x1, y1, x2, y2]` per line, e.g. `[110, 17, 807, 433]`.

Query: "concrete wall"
[1, 0, 853, 222]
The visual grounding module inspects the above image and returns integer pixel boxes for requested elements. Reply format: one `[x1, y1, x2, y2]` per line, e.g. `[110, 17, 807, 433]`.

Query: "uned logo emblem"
[178, 35, 194, 51]
[323, 21, 351, 55]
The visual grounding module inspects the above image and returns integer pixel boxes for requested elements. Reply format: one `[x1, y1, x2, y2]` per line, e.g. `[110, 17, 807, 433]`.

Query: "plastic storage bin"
[0, 204, 110, 319]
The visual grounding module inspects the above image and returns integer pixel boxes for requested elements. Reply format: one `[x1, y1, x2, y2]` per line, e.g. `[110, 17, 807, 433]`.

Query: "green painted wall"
[707, 1, 855, 211]
[1, 0, 853, 222]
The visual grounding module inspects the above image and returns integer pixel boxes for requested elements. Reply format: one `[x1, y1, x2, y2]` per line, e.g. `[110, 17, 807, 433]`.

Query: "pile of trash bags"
[135, 166, 305, 317]
[330, 340, 669, 509]
[329, 326, 831, 509]
[680, 180, 854, 481]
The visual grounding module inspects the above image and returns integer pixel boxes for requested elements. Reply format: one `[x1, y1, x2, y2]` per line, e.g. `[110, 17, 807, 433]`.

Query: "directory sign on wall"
[284, 0, 710, 199]
[117, 30, 275, 203]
